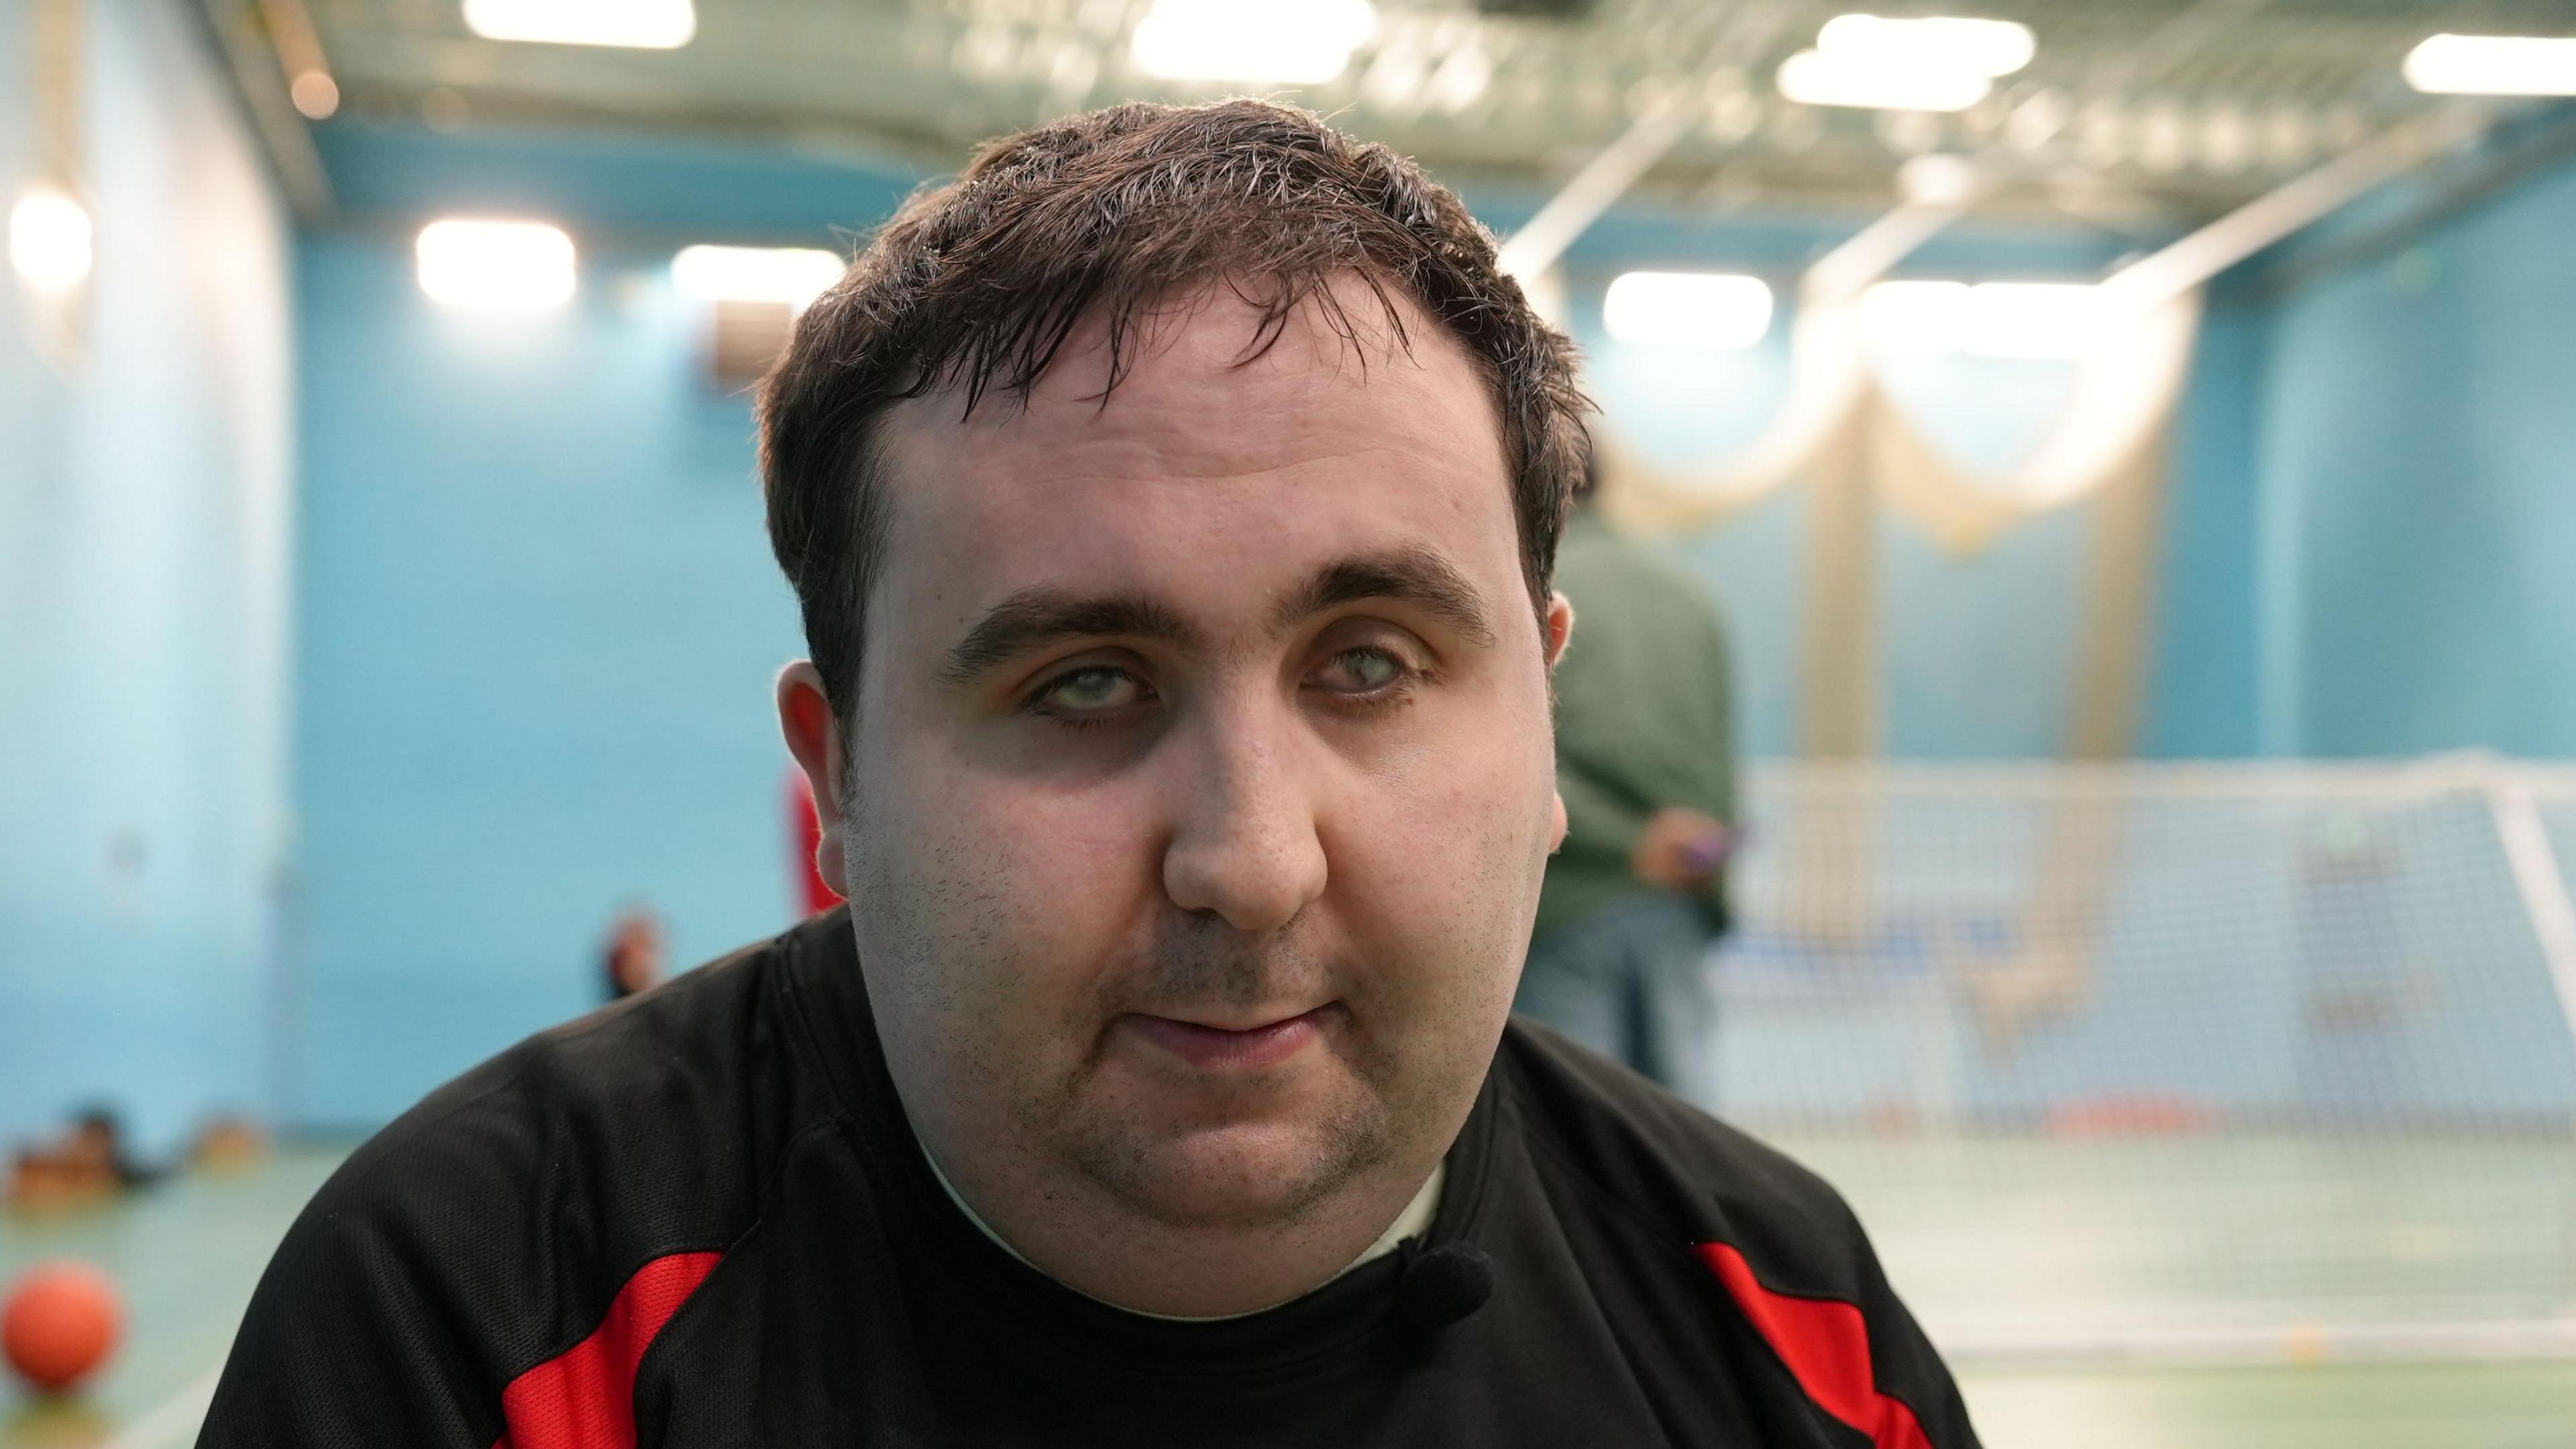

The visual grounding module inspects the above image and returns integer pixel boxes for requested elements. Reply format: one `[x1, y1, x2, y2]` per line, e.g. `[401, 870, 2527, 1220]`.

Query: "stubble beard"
[1049, 910, 1407, 1232]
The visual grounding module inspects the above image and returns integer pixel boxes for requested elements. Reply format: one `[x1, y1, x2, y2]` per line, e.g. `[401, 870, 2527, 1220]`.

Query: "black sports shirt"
[201, 908, 1978, 1448]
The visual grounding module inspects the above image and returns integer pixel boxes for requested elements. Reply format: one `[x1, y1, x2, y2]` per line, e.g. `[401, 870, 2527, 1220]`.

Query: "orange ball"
[3, 1261, 122, 1393]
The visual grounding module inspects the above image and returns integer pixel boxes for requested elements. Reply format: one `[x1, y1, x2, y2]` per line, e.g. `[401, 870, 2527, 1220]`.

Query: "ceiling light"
[1602, 272, 1774, 350]
[9, 187, 93, 297]
[1861, 280, 2109, 358]
[289, 70, 339, 120]
[462, 0, 695, 50]
[1817, 14, 2035, 78]
[2404, 34, 2576, 96]
[671, 246, 843, 311]
[1776, 48, 1992, 112]
[1859, 280, 1970, 353]
[416, 219, 576, 310]
[1953, 282, 2108, 358]
[1897, 154, 1980, 205]
[1130, 0, 1376, 85]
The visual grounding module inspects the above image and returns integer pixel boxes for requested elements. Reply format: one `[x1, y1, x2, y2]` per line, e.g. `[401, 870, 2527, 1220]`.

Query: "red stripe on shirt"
[493, 1250, 722, 1449]
[1695, 1242, 1932, 1449]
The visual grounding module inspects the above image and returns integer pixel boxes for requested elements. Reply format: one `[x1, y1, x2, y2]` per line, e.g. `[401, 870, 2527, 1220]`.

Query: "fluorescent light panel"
[416, 219, 576, 310]
[671, 246, 843, 310]
[9, 187, 93, 297]
[1778, 12, 2033, 112]
[1818, 14, 2034, 77]
[1603, 272, 1774, 350]
[2404, 34, 2576, 96]
[1778, 49, 1990, 111]
[1862, 280, 2105, 359]
[462, 0, 695, 50]
[1130, 0, 1377, 84]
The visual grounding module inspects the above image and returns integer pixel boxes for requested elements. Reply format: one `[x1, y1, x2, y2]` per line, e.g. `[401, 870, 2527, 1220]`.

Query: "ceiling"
[280, 1, 2576, 227]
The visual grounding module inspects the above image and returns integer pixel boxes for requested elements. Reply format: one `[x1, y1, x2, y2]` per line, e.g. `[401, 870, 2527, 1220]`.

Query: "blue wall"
[288, 123, 916, 1125]
[2255, 150, 2576, 758]
[292, 231, 808, 1125]
[0, 0, 293, 1152]
[2142, 292, 2267, 759]
[1566, 216, 2269, 762]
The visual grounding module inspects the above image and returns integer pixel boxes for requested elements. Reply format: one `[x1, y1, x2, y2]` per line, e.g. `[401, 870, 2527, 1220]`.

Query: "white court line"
[103, 1368, 222, 1449]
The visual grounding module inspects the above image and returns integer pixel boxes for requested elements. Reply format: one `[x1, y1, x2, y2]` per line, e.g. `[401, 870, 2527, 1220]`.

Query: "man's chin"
[1075, 1116, 1386, 1230]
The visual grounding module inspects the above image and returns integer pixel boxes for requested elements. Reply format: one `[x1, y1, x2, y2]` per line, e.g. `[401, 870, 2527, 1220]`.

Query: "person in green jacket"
[1521, 458, 1737, 1091]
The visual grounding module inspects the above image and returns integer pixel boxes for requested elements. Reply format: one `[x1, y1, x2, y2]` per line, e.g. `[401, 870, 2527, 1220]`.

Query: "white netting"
[1694, 758, 2576, 1364]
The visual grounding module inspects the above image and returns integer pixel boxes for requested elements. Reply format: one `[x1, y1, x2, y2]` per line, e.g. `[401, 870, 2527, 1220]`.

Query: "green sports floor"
[5, 1145, 2572, 1447]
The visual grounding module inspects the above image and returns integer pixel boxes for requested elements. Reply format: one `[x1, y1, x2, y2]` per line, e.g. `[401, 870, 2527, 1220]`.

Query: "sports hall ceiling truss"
[266, 1, 2576, 227]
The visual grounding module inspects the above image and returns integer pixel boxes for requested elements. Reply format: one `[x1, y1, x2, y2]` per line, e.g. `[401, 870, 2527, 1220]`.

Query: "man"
[203, 101, 1976, 1447]
[1519, 462, 1739, 1090]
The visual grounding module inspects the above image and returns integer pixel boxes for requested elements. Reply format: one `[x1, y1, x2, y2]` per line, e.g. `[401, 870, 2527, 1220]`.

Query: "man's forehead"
[875, 277, 1497, 484]
[861, 279, 1520, 643]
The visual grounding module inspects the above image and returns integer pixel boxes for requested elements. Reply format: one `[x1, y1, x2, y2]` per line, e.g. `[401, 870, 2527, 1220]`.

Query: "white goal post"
[1695, 756, 2576, 1366]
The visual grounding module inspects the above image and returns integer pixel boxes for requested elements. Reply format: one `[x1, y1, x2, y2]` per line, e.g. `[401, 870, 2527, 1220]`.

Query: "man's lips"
[1124, 1005, 1335, 1071]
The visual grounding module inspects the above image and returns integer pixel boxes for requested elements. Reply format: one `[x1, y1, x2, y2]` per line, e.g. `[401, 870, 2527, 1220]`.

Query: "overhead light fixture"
[1777, 49, 1991, 111]
[9, 186, 93, 297]
[1860, 280, 1970, 352]
[1897, 153, 1980, 205]
[671, 246, 843, 311]
[1130, 0, 1377, 84]
[1818, 14, 2035, 78]
[416, 219, 576, 310]
[2404, 34, 2576, 96]
[1602, 272, 1775, 350]
[289, 69, 340, 120]
[462, 0, 696, 50]
[1861, 280, 2109, 359]
[1951, 282, 2110, 358]
[1778, 12, 2033, 112]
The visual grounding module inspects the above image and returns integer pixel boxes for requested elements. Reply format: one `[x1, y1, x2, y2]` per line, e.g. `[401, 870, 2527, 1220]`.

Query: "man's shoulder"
[201, 918, 869, 1444]
[1493, 1019, 1979, 1447]
[1494, 1016, 1869, 1276]
[287, 919, 842, 1307]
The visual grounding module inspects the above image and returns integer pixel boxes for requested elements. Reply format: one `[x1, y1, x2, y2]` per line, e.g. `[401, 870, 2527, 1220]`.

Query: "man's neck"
[902, 1101, 1455, 1317]
[921, 1141, 1442, 1320]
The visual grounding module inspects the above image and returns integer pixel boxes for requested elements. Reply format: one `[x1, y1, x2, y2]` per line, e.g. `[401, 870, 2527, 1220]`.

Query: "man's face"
[817, 281, 1567, 1231]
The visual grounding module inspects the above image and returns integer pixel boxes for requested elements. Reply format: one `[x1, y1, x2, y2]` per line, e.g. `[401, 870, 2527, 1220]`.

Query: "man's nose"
[1159, 700, 1329, 936]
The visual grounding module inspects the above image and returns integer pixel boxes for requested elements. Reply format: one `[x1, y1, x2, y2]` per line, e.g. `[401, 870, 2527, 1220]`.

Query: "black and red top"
[202, 908, 1979, 1448]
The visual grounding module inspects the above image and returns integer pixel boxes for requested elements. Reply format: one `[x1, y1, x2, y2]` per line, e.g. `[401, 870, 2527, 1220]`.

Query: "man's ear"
[1543, 592, 1574, 855]
[777, 662, 849, 891]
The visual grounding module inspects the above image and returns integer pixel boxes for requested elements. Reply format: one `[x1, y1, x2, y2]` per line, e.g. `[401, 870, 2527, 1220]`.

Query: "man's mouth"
[1124, 1004, 1338, 1072]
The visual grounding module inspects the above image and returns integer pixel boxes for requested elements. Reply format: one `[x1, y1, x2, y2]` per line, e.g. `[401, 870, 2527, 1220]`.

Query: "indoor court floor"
[5, 1145, 2569, 1448]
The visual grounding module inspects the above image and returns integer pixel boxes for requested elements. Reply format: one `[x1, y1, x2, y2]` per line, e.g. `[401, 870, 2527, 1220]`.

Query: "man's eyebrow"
[1273, 547, 1497, 648]
[939, 590, 1201, 685]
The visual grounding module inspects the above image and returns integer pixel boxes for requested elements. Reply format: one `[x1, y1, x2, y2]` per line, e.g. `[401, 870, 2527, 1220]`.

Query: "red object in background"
[3, 1260, 122, 1394]
[787, 767, 845, 916]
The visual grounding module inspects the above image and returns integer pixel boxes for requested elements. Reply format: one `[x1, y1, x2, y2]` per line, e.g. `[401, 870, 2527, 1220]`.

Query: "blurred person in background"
[1519, 443, 1738, 1091]
[599, 905, 669, 1001]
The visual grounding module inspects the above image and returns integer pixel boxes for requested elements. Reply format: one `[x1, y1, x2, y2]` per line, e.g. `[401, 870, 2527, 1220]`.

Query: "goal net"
[1692, 757, 2576, 1365]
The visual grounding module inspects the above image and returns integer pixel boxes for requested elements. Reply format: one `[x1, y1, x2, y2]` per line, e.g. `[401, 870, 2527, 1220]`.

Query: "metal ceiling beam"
[2102, 101, 2498, 307]
[197, 0, 333, 219]
[1493, 88, 1699, 284]
[1788, 0, 2290, 301]
[2261, 100, 2576, 297]
[1494, 1, 1800, 283]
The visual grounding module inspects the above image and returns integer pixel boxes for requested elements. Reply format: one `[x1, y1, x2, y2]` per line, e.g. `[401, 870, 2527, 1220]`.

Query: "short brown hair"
[759, 99, 1587, 723]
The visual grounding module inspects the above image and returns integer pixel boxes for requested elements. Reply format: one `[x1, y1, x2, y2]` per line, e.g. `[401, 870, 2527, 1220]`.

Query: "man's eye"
[1314, 647, 1408, 694]
[1036, 666, 1142, 714]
